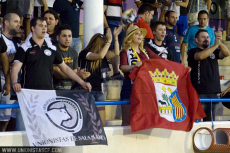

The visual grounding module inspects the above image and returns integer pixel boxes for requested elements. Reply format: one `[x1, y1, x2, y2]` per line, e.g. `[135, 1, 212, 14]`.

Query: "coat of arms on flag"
[17, 89, 107, 146]
[149, 69, 187, 122]
[129, 59, 206, 132]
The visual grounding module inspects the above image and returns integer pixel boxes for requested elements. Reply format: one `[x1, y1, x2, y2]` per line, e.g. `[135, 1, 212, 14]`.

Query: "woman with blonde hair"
[120, 24, 161, 126]
[78, 26, 122, 126]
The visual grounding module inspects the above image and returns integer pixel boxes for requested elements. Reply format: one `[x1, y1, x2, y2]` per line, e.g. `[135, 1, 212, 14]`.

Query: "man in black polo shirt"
[11, 17, 91, 92]
[53, 0, 83, 54]
[53, 24, 90, 90]
[11, 17, 91, 131]
[188, 30, 230, 121]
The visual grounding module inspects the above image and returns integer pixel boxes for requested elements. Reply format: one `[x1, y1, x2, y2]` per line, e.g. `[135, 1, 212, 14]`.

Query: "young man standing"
[135, 0, 163, 24]
[135, 3, 155, 46]
[11, 17, 91, 92]
[181, 10, 215, 65]
[164, 11, 180, 63]
[11, 18, 91, 130]
[163, 0, 189, 46]
[188, 30, 229, 121]
[145, 21, 174, 61]
[0, 13, 20, 132]
[53, 24, 90, 90]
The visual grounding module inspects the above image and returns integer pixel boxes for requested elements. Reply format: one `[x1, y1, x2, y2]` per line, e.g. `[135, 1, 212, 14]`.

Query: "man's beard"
[168, 21, 176, 27]
[59, 43, 69, 49]
[202, 41, 209, 48]
[9, 29, 18, 35]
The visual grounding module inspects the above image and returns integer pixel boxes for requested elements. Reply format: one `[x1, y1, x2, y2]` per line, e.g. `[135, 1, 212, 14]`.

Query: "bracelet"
[106, 43, 111, 45]
[12, 82, 17, 84]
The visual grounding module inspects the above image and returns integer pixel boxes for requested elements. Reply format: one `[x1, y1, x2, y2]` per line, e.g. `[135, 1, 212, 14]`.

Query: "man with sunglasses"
[53, 0, 83, 54]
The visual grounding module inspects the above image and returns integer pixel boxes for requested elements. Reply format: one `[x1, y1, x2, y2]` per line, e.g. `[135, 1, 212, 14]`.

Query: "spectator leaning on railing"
[188, 30, 230, 122]
[11, 17, 92, 131]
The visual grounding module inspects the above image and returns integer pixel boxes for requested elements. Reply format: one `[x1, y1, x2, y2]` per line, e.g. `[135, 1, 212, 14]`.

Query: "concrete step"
[215, 115, 230, 121]
[105, 119, 122, 126]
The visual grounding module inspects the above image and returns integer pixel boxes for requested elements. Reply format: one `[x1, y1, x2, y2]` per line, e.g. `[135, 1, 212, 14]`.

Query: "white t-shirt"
[34, 0, 55, 7]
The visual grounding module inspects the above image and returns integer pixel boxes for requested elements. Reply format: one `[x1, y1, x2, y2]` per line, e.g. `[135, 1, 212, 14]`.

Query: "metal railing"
[1, 98, 230, 109]
[1, 98, 230, 129]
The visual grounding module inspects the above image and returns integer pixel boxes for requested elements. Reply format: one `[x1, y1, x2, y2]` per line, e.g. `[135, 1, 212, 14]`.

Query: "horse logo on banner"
[149, 69, 187, 122]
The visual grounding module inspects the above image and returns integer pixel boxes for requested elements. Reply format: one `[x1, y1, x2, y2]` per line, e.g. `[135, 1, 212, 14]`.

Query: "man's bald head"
[3, 13, 20, 35]
[3, 13, 20, 28]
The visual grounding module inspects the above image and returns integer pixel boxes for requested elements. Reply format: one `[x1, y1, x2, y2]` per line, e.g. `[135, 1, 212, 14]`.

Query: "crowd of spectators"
[0, 0, 230, 131]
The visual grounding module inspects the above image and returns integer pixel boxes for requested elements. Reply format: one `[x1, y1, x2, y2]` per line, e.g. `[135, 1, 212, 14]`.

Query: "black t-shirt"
[14, 38, 63, 90]
[53, 0, 83, 38]
[188, 47, 222, 94]
[53, 45, 78, 90]
[78, 50, 110, 91]
[145, 39, 174, 61]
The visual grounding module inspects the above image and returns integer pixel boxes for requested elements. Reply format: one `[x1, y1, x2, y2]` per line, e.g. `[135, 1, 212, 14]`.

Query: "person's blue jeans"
[90, 91, 105, 101]
[70, 37, 82, 55]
